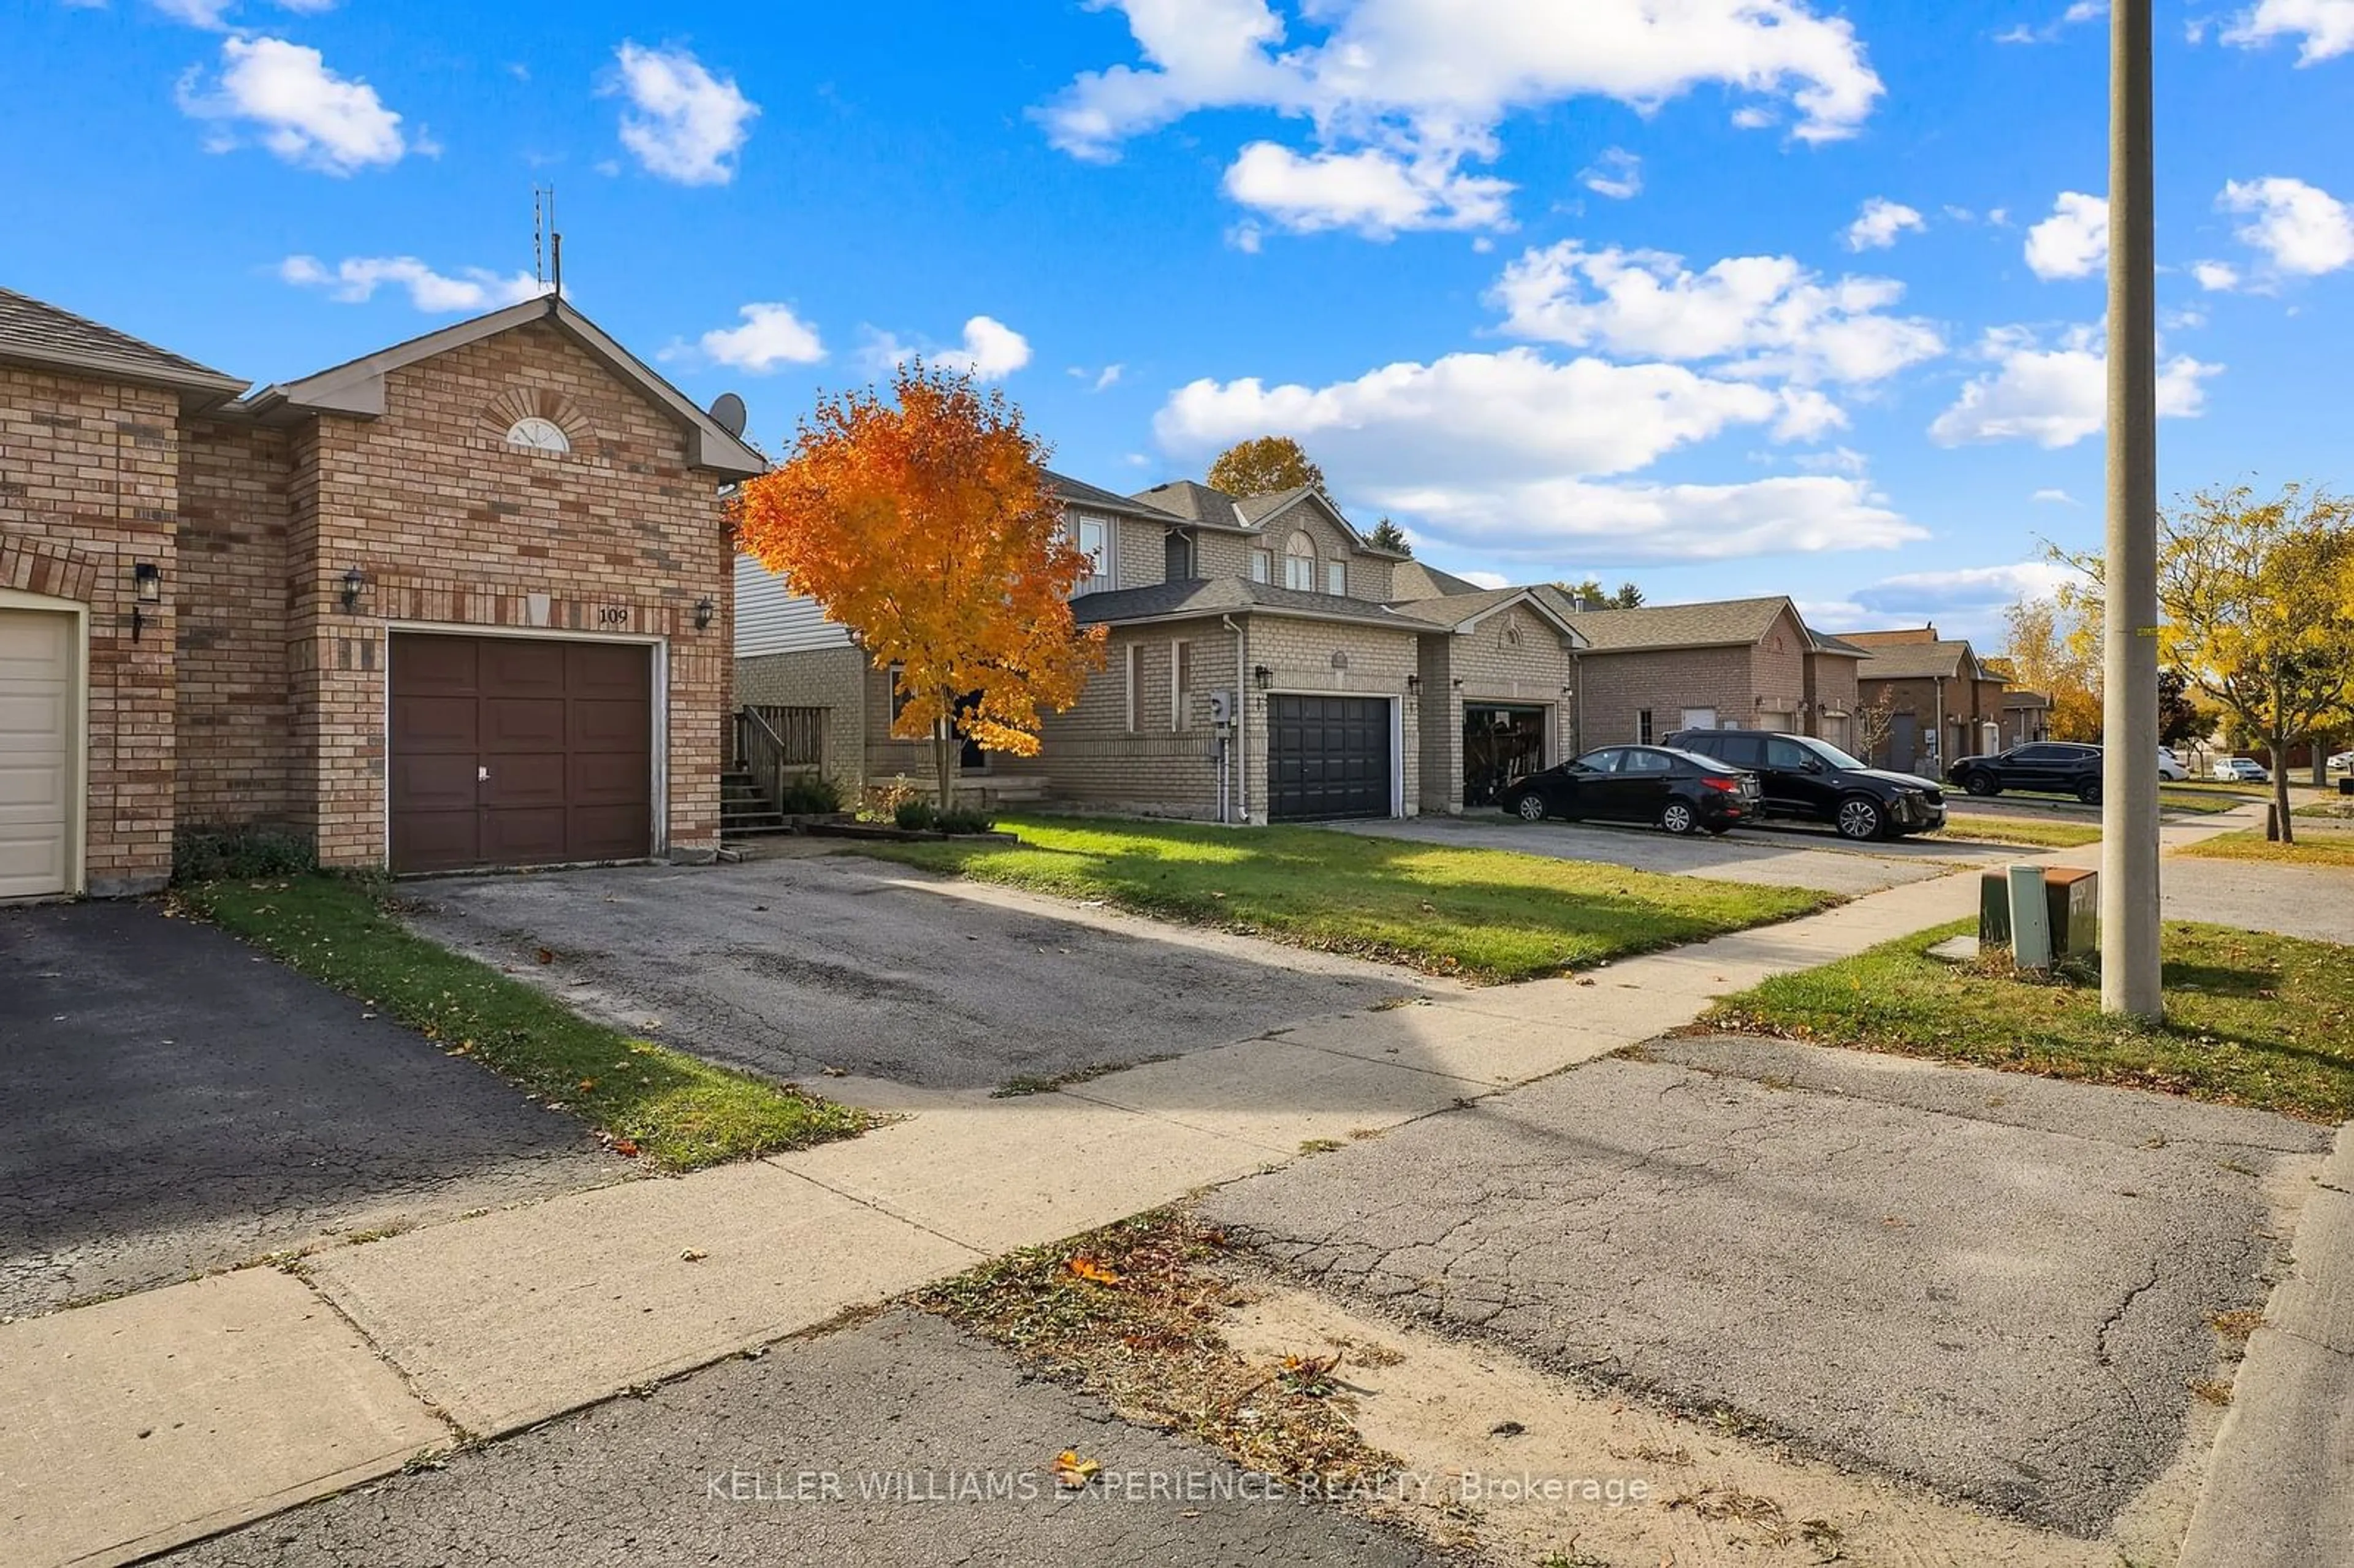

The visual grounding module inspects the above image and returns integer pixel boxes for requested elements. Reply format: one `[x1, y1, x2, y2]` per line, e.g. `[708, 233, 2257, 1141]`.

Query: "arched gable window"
[1282, 531, 1317, 591]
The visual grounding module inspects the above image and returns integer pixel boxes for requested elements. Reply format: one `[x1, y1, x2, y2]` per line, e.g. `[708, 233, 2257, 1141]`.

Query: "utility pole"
[2101, 0, 2163, 1018]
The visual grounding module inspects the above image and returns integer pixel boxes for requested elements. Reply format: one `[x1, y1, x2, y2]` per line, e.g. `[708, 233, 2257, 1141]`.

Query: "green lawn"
[2160, 788, 2256, 815]
[2175, 829, 2354, 869]
[1932, 813, 2102, 850]
[853, 815, 1835, 982]
[2294, 797, 2354, 820]
[1704, 919, 2354, 1121]
[180, 876, 868, 1170]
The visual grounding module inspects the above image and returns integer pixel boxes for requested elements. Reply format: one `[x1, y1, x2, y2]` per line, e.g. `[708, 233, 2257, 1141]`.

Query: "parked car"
[1946, 741, 2105, 804]
[2157, 748, 2188, 782]
[1664, 728, 1945, 841]
[2326, 751, 2351, 774]
[2212, 756, 2270, 783]
[1501, 745, 1759, 835]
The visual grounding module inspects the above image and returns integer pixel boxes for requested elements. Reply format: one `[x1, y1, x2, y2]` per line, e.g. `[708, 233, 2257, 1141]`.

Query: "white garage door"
[0, 609, 75, 899]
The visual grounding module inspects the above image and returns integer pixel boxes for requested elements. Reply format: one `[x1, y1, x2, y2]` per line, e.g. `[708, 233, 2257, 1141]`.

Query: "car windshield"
[1793, 736, 1871, 771]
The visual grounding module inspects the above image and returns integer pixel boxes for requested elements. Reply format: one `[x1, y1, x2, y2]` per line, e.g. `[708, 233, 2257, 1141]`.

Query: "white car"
[2330, 751, 2353, 774]
[2157, 748, 2188, 782]
[2212, 756, 2270, 783]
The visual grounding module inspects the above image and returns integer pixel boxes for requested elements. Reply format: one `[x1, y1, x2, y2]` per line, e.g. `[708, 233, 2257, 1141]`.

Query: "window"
[1283, 531, 1317, 591]
[1709, 734, 1766, 769]
[1325, 558, 1346, 596]
[1070, 514, 1111, 592]
[505, 416, 568, 454]
[888, 664, 912, 723]
[1637, 709, 1654, 744]
[1164, 530, 1192, 582]
[1171, 639, 1192, 731]
[1250, 547, 1273, 584]
[1622, 748, 1671, 775]
[1679, 707, 1717, 731]
[1766, 736, 1813, 771]
[1124, 644, 1141, 733]
[1575, 748, 1625, 774]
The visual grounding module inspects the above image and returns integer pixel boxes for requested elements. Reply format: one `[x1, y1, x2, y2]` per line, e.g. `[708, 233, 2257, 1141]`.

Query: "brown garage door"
[389, 634, 653, 873]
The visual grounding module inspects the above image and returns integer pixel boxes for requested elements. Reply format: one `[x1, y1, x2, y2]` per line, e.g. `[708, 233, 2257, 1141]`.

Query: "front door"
[389, 634, 653, 873]
[1890, 712, 1918, 773]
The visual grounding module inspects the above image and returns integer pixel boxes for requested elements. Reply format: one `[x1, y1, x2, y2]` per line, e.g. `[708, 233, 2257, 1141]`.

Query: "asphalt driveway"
[1329, 812, 2013, 896]
[405, 855, 1426, 1098]
[1200, 1032, 2331, 1537]
[0, 902, 625, 1315]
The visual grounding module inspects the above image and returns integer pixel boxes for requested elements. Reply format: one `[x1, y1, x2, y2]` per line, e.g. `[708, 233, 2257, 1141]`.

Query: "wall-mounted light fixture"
[131, 561, 161, 641]
[1330, 650, 1349, 671]
[1405, 674, 1421, 695]
[339, 565, 367, 612]
[1252, 664, 1273, 691]
[694, 595, 716, 631]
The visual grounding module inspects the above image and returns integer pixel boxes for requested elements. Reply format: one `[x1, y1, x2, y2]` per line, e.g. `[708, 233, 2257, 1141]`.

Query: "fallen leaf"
[681, 1249, 707, 1263]
[1053, 1450, 1100, 1488]
[1067, 1256, 1124, 1286]
[613, 1138, 641, 1158]
[535, 948, 555, 965]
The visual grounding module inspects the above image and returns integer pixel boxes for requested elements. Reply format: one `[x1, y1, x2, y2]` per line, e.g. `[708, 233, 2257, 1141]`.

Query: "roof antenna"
[533, 185, 562, 298]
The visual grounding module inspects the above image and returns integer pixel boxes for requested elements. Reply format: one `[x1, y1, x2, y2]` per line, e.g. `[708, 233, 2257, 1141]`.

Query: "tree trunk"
[2272, 735, 2296, 845]
[934, 697, 956, 819]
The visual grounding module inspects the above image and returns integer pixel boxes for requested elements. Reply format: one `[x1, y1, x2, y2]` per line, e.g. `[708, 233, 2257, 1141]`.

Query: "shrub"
[936, 807, 997, 835]
[174, 825, 317, 883]
[859, 775, 919, 824]
[896, 799, 940, 831]
[775, 771, 844, 815]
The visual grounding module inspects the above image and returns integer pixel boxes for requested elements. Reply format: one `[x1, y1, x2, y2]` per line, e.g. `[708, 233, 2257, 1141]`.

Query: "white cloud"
[1038, 0, 1882, 235]
[1580, 147, 1643, 200]
[1221, 141, 1512, 236]
[2192, 259, 2244, 291]
[869, 316, 1032, 382]
[278, 254, 546, 313]
[610, 42, 757, 186]
[177, 36, 407, 173]
[1843, 197, 1924, 251]
[2032, 487, 2079, 504]
[1490, 242, 1944, 385]
[1792, 445, 1869, 475]
[147, 0, 337, 21]
[1457, 569, 1511, 589]
[1842, 560, 2085, 623]
[2222, 0, 2354, 62]
[672, 303, 826, 372]
[2024, 191, 2108, 279]
[2219, 175, 2354, 275]
[1997, 2, 2107, 43]
[1928, 325, 2221, 447]
[1093, 363, 1124, 391]
[1151, 346, 1914, 563]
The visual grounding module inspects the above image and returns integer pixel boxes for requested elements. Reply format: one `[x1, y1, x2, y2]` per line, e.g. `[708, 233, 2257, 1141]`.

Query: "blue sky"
[7, 0, 2352, 641]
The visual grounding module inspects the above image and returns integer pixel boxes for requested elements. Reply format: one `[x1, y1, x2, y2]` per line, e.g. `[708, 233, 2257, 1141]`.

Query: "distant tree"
[1206, 436, 1326, 498]
[1852, 698, 1895, 765]
[1556, 576, 1607, 606]
[1612, 582, 1645, 609]
[2059, 481, 2354, 843]
[2003, 591, 2103, 742]
[733, 363, 1107, 811]
[1366, 517, 1412, 555]
[2157, 668, 2203, 750]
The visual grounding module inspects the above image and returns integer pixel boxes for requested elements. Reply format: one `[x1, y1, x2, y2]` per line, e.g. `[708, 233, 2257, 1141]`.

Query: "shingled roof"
[1561, 595, 1802, 653]
[1129, 480, 1252, 530]
[1854, 639, 1982, 680]
[1382, 583, 1586, 643]
[1045, 470, 1188, 522]
[0, 286, 245, 402]
[1070, 577, 1417, 631]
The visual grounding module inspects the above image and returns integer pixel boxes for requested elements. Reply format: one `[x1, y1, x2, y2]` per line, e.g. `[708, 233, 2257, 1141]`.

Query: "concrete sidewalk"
[0, 804, 2284, 1566]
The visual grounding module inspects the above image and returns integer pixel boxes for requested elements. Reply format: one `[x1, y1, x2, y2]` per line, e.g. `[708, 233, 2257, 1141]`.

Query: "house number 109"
[596, 607, 630, 626]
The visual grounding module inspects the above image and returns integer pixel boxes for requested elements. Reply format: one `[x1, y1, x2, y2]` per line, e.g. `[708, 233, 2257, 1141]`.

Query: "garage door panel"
[0, 609, 74, 899]
[389, 633, 654, 873]
[1267, 694, 1392, 821]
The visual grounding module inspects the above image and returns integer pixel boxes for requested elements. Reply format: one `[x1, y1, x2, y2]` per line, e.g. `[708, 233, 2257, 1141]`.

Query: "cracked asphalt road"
[1200, 1033, 2331, 1537]
[0, 902, 625, 1315]
[165, 1309, 1434, 1567]
[406, 856, 1423, 1092]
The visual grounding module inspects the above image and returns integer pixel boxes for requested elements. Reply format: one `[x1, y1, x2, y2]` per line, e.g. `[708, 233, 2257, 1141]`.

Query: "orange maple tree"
[732, 363, 1106, 809]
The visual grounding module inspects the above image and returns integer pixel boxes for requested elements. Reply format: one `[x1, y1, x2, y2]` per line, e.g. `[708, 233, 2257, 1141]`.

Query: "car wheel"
[2076, 780, 2101, 805]
[1963, 771, 1998, 796]
[1659, 800, 1699, 835]
[1514, 793, 1547, 821]
[1835, 796, 1885, 841]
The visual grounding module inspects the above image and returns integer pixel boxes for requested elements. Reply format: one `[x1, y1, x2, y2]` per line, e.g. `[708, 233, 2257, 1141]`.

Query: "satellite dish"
[709, 392, 748, 439]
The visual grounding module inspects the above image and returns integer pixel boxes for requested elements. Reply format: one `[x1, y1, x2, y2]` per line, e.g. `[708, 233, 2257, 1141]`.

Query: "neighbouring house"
[733, 474, 1588, 823]
[1, 286, 763, 899]
[2000, 689, 2054, 747]
[1548, 596, 1867, 754]
[1845, 625, 2012, 775]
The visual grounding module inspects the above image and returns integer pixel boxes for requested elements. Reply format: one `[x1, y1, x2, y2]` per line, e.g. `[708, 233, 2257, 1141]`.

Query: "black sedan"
[1948, 741, 2105, 804]
[1500, 745, 1761, 835]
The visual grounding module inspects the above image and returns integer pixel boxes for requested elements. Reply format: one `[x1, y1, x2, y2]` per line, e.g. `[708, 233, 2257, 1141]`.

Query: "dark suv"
[1664, 729, 1946, 840]
[1946, 742, 2104, 804]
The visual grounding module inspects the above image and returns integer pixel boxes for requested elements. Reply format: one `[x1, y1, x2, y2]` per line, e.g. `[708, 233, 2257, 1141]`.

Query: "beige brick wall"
[2, 367, 180, 894]
[734, 645, 865, 788]
[177, 417, 294, 830]
[1240, 613, 1419, 821]
[291, 319, 733, 868]
[1030, 618, 1238, 817]
[1805, 651, 1859, 737]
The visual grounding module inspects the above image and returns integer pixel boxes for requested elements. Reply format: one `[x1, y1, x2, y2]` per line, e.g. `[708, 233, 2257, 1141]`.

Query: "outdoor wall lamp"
[131, 561, 161, 640]
[1253, 664, 1273, 691]
[339, 565, 367, 612]
[1405, 674, 1420, 694]
[694, 595, 716, 630]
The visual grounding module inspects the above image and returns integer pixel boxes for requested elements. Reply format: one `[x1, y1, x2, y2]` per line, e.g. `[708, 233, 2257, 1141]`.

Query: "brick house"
[1845, 626, 2009, 774]
[1552, 596, 1866, 754]
[734, 475, 1586, 823]
[1, 287, 763, 899]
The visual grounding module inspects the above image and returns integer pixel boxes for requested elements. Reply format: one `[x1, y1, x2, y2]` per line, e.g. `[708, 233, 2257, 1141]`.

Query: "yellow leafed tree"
[732, 363, 1107, 811]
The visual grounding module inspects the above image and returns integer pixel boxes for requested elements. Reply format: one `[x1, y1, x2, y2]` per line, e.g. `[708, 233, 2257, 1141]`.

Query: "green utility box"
[1979, 866, 2100, 959]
